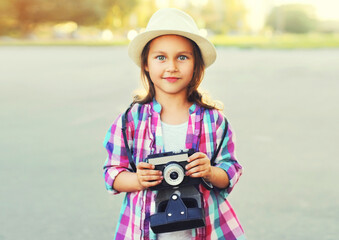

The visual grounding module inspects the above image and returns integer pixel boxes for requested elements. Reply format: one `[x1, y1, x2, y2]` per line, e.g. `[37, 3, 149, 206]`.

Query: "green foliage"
[101, 0, 138, 30]
[221, 0, 247, 33]
[186, 0, 247, 34]
[0, 0, 248, 37]
[0, 0, 138, 37]
[266, 4, 317, 34]
[0, 0, 13, 35]
[211, 33, 339, 48]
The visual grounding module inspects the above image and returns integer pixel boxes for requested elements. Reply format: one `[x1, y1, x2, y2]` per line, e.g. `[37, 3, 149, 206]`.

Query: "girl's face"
[146, 35, 194, 99]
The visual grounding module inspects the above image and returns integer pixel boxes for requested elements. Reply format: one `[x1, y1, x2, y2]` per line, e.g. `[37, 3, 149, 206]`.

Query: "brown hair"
[134, 36, 220, 110]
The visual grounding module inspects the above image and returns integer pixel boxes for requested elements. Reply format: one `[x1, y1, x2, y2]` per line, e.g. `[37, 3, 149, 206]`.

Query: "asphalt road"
[1, 46, 338, 240]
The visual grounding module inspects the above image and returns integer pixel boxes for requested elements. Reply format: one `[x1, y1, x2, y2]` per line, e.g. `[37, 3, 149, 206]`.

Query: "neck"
[155, 93, 191, 124]
[156, 93, 189, 110]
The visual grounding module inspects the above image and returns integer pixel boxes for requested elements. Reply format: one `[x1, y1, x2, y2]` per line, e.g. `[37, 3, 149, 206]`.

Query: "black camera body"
[147, 149, 201, 190]
[150, 187, 205, 234]
[146, 149, 212, 234]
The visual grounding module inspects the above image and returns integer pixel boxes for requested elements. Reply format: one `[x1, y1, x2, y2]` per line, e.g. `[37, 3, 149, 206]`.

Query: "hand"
[136, 162, 163, 190]
[185, 152, 213, 182]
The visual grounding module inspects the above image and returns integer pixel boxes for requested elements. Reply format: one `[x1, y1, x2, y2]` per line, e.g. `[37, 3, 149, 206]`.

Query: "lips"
[164, 77, 179, 83]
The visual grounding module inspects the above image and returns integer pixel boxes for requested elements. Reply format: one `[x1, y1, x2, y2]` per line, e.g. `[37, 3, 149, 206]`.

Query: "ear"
[145, 64, 149, 72]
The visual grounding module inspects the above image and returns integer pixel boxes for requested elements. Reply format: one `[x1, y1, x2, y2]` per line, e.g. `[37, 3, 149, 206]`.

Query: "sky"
[243, 0, 339, 31]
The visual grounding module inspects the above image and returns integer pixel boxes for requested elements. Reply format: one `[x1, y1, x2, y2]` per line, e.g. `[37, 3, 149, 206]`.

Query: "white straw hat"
[128, 8, 217, 68]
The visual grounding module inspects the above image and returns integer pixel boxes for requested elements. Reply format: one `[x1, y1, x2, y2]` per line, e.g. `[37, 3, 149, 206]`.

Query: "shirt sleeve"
[213, 111, 243, 199]
[102, 113, 134, 194]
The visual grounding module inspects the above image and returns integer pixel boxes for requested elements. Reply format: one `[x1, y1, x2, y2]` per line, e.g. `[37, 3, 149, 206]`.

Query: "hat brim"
[128, 30, 216, 68]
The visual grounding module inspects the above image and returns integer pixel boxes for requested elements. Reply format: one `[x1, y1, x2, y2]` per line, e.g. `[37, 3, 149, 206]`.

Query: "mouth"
[164, 77, 179, 83]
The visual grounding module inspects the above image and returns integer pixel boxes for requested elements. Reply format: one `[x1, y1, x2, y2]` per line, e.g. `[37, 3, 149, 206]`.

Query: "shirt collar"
[151, 98, 199, 114]
[151, 98, 162, 113]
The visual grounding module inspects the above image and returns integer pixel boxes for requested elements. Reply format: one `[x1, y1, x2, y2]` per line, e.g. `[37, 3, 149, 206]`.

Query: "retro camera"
[146, 149, 212, 234]
[147, 149, 202, 190]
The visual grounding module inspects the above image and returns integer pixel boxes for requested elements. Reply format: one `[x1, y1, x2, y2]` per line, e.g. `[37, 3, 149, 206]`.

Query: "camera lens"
[170, 172, 179, 180]
[163, 163, 185, 186]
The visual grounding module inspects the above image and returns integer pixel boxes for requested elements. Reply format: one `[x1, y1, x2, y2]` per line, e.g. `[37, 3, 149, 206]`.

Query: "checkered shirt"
[103, 99, 245, 240]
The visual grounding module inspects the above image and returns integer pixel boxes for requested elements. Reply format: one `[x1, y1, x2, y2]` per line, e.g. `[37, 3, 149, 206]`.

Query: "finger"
[140, 174, 163, 182]
[188, 152, 201, 161]
[138, 175, 163, 189]
[185, 158, 201, 170]
[186, 157, 210, 170]
[138, 174, 163, 186]
[188, 152, 205, 162]
[186, 164, 203, 176]
[143, 179, 163, 188]
[137, 162, 155, 170]
[138, 169, 162, 177]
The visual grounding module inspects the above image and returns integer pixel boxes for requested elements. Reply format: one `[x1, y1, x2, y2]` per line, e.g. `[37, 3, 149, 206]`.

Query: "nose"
[166, 59, 178, 72]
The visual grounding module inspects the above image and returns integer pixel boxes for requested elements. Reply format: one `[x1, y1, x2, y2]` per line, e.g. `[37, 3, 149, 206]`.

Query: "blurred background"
[1, 1, 339, 240]
[0, 0, 339, 47]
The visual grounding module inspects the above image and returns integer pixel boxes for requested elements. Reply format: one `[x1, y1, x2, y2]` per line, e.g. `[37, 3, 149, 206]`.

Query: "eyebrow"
[150, 51, 193, 56]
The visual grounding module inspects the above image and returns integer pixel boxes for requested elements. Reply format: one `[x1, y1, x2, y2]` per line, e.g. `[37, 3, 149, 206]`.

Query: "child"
[103, 8, 245, 240]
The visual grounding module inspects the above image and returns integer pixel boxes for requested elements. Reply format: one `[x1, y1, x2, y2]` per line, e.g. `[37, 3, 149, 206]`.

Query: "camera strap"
[121, 102, 137, 172]
[210, 117, 228, 166]
[121, 103, 228, 172]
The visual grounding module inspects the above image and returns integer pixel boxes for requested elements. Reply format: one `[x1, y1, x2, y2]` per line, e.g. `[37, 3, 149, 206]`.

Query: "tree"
[0, 0, 138, 37]
[100, 0, 139, 30]
[0, 0, 14, 35]
[221, 0, 247, 33]
[266, 4, 317, 34]
[191, 0, 247, 34]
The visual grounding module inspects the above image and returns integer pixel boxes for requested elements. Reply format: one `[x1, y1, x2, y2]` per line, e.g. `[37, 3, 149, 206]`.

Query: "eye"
[156, 55, 166, 61]
[178, 55, 188, 61]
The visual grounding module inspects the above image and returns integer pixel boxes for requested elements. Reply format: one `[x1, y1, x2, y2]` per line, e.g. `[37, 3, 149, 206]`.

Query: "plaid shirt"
[103, 99, 245, 240]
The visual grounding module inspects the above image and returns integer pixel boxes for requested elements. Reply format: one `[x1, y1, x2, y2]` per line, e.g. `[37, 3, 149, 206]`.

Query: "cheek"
[185, 63, 195, 77]
[148, 63, 162, 77]
[147, 65, 159, 83]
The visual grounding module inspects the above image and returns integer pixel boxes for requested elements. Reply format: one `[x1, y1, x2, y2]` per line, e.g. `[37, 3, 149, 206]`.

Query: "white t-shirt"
[161, 121, 187, 151]
[158, 121, 191, 240]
